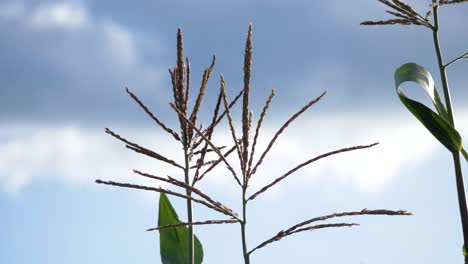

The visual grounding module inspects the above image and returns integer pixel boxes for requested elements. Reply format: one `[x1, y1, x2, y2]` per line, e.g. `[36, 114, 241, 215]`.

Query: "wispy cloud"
[3, 109, 465, 196]
[29, 2, 89, 30]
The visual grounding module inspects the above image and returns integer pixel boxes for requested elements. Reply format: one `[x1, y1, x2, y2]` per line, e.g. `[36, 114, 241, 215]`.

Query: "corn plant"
[362, 0, 468, 260]
[96, 25, 411, 264]
[96, 28, 243, 264]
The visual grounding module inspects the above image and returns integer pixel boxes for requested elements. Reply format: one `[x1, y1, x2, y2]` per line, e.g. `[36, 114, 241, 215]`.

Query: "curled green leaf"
[394, 62, 463, 154]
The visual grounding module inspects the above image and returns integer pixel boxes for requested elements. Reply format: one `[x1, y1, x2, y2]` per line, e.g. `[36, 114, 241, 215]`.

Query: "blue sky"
[1, 0, 468, 263]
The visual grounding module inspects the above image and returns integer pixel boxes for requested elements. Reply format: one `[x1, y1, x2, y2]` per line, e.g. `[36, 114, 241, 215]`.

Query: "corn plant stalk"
[431, 3, 468, 253]
[183, 140, 194, 264]
[174, 29, 195, 264]
[362, 0, 468, 259]
[96, 27, 250, 263]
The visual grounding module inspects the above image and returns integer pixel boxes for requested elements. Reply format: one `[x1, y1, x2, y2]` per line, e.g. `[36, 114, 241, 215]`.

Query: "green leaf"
[462, 148, 468, 163]
[158, 193, 204, 264]
[394, 62, 463, 153]
[463, 244, 467, 257]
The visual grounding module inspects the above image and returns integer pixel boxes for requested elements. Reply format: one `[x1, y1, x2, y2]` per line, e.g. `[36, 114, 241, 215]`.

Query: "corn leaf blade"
[158, 193, 204, 264]
[394, 62, 463, 154]
[462, 148, 468, 162]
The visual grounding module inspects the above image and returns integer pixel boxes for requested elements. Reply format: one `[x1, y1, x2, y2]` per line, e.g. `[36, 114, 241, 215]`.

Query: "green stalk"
[183, 143, 194, 264]
[180, 116, 194, 264]
[240, 188, 250, 264]
[432, 5, 455, 124]
[432, 4, 468, 258]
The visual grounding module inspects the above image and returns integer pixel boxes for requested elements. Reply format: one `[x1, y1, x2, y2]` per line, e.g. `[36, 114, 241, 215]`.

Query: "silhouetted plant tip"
[250, 90, 327, 178]
[131, 169, 237, 217]
[248, 142, 379, 201]
[247, 89, 275, 182]
[220, 74, 245, 172]
[185, 57, 191, 113]
[297, 223, 360, 233]
[241, 24, 253, 180]
[175, 28, 186, 114]
[95, 179, 234, 217]
[439, 0, 468, 5]
[361, 0, 431, 27]
[362, 0, 468, 28]
[147, 219, 238, 232]
[248, 208, 411, 254]
[249, 223, 360, 254]
[192, 77, 220, 183]
[125, 87, 181, 142]
[166, 175, 237, 216]
[169, 67, 178, 107]
[189, 55, 216, 141]
[197, 91, 223, 146]
[104, 128, 184, 169]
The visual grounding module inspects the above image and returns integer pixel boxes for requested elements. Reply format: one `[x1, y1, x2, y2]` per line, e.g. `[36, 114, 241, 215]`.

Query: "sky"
[1, 0, 468, 263]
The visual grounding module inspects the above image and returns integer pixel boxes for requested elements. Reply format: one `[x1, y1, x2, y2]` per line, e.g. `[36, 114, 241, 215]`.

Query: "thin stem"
[184, 142, 195, 264]
[453, 151, 468, 243]
[432, 5, 468, 259]
[240, 189, 250, 264]
[432, 5, 454, 125]
[444, 52, 468, 68]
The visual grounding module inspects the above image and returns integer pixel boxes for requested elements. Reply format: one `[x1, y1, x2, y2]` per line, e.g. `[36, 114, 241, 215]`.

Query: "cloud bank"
[3, 109, 466, 196]
[0, 0, 165, 122]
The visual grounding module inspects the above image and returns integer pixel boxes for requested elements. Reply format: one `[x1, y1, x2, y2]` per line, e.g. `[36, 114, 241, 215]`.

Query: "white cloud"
[0, 124, 183, 193]
[240, 112, 431, 198]
[23, 2, 140, 67]
[101, 20, 137, 66]
[2, 109, 466, 196]
[29, 2, 89, 30]
[0, 1, 163, 93]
